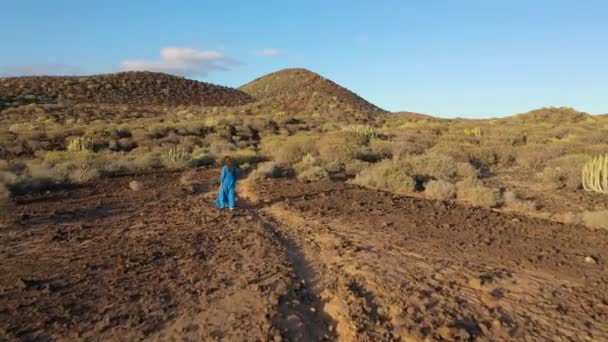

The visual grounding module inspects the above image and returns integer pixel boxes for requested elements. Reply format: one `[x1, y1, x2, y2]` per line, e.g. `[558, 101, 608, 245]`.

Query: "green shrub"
[424, 180, 456, 200]
[352, 160, 416, 193]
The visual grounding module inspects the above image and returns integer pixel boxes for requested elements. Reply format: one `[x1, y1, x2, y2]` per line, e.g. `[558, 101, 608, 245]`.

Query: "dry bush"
[424, 180, 456, 200]
[344, 159, 369, 177]
[262, 135, 317, 164]
[456, 162, 479, 180]
[502, 191, 537, 211]
[352, 160, 416, 193]
[516, 144, 569, 171]
[249, 162, 282, 180]
[398, 153, 460, 183]
[316, 131, 366, 165]
[297, 166, 330, 182]
[541, 154, 590, 190]
[456, 179, 500, 208]
[582, 210, 608, 229]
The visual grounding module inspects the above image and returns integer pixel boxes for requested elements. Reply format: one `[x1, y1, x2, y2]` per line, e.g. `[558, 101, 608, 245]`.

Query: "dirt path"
[244, 178, 608, 341]
[1, 171, 607, 341]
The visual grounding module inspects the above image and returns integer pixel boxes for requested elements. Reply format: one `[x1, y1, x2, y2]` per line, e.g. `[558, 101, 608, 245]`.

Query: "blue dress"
[216, 165, 237, 209]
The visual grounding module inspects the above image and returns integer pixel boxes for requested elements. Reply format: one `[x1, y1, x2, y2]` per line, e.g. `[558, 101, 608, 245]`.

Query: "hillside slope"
[0, 72, 253, 108]
[240, 68, 385, 115]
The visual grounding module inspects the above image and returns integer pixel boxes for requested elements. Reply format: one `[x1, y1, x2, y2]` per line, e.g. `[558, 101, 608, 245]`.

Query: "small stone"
[584, 256, 598, 264]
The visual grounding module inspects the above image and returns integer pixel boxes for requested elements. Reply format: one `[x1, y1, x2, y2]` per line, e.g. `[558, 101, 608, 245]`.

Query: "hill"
[503, 107, 591, 124]
[0, 71, 253, 109]
[239, 68, 385, 115]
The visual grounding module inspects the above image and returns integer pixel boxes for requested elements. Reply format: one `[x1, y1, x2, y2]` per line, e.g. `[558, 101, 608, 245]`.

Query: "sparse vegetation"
[424, 180, 456, 200]
[1, 70, 606, 230]
[456, 179, 500, 208]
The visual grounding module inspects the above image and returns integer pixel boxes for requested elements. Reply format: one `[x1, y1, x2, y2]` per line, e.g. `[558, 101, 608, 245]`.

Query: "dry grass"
[249, 162, 282, 180]
[456, 179, 500, 208]
[502, 191, 537, 211]
[424, 180, 456, 200]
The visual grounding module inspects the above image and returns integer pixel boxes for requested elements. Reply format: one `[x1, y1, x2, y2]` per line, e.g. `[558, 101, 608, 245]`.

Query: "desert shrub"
[456, 162, 479, 180]
[456, 178, 500, 208]
[297, 166, 330, 182]
[191, 148, 216, 167]
[315, 132, 368, 169]
[352, 160, 416, 193]
[67, 136, 94, 152]
[368, 139, 394, 159]
[516, 144, 569, 171]
[164, 146, 191, 169]
[249, 162, 282, 180]
[262, 135, 317, 164]
[424, 180, 456, 200]
[582, 210, 608, 229]
[541, 154, 591, 190]
[399, 153, 459, 183]
[230, 149, 263, 165]
[502, 191, 537, 211]
[344, 159, 370, 177]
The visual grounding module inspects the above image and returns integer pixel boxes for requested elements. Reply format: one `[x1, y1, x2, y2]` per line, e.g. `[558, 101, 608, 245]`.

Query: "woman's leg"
[228, 187, 236, 209]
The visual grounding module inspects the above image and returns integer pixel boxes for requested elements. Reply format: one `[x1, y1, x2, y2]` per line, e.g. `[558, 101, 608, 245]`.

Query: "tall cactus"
[582, 154, 608, 194]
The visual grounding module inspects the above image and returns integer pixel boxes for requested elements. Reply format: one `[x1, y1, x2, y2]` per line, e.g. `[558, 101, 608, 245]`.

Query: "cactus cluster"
[167, 146, 191, 166]
[464, 127, 482, 137]
[343, 124, 379, 140]
[67, 136, 94, 152]
[582, 154, 608, 194]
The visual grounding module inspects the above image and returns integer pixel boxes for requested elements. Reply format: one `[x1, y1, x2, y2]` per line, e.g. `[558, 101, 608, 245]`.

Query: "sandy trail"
[1, 171, 607, 341]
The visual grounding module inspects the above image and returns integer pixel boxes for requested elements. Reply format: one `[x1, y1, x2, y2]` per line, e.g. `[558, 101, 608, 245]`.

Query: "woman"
[216, 156, 237, 210]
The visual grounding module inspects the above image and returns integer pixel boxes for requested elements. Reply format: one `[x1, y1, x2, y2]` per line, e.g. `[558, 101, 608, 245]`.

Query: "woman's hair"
[223, 156, 233, 168]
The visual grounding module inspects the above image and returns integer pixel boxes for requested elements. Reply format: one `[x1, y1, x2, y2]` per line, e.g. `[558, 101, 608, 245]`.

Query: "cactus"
[582, 154, 608, 194]
[343, 124, 379, 140]
[166, 146, 191, 167]
[67, 136, 94, 152]
[464, 127, 482, 137]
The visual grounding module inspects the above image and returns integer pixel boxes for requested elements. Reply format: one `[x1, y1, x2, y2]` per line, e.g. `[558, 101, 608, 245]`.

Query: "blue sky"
[1, 0, 607, 118]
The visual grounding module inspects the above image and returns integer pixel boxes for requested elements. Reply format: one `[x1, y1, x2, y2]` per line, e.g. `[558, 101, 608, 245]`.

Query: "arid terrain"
[1, 69, 607, 341]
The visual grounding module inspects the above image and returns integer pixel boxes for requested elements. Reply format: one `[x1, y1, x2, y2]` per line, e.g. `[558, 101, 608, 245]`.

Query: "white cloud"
[120, 47, 237, 77]
[256, 48, 282, 56]
[1, 64, 81, 77]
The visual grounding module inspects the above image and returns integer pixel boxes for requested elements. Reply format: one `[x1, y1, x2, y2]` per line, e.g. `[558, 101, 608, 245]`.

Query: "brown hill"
[504, 107, 591, 124]
[239, 68, 385, 115]
[0, 71, 253, 109]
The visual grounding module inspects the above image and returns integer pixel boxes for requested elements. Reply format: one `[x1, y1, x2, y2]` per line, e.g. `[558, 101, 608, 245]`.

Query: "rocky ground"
[1, 169, 607, 341]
